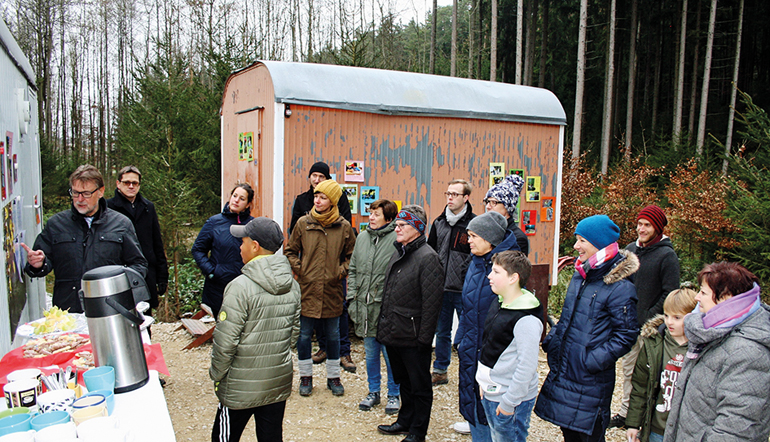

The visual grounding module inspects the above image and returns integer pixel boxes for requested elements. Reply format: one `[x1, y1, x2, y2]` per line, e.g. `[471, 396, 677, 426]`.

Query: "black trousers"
[212, 400, 286, 442]
[561, 415, 606, 442]
[386, 344, 433, 438]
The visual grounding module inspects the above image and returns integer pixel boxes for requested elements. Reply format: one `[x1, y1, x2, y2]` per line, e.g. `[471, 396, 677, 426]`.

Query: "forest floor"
[155, 322, 630, 442]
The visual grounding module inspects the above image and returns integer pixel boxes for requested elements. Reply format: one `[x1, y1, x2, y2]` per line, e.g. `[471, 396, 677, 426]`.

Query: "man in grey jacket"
[210, 217, 301, 442]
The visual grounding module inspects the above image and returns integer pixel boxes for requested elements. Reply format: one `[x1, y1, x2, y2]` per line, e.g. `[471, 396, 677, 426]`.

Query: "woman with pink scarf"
[663, 262, 770, 442]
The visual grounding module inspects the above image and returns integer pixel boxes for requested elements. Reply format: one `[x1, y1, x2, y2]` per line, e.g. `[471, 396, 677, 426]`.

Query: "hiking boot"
[299, 376, 313, 396]
[431, 372, 448, 386]
[609, 414, 626, 429]
[359, 392, 381, 411]
[312, 349, 327, 364]
[341, 354, 357, 373]
[385, 395, 401, 415]
[327, 377, 345, 396]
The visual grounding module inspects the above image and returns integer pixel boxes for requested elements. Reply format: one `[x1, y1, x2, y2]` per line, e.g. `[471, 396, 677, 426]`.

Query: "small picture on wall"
[360, 186, 380, 216]
[341, 184, 359, 214]
[521, 210, 537, 226]
[360, 222, 369, 232]
[509, 169, 524, 179]
[490, 162, 505, 188]
[526, 176, 541, 202]
[541, 197, 555, 222]
[525, 224, 536, 236]
[238, 132, 254, 161]
[345, 160, 365, 182]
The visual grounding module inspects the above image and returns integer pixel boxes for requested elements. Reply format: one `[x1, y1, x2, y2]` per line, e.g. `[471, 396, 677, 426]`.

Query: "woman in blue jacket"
[456, 211, 520, 441]
[535, 214, 639, 442]
[192, 183, 255, 317]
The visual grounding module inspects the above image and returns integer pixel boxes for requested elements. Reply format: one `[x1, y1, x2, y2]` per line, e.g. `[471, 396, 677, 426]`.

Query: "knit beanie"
[308, 161, 331, 180]
[467, 211, 508, 247]
[485, 174, 525, 216]
[574, 215, 620, 250]
[637, 205, 667, 234]
[314, 179, 342, 205]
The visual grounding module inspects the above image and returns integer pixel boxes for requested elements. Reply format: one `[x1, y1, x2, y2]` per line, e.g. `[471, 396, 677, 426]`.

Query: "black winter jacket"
[191, 203, 254, 315]
[107, 190, 169, 308]
[288, 187, 351, 234]
[377, 236, 444, 348]
[625, 237, 680, 326]
[25, 199, 148, 313]
[427, 204, 475, 292]
[506, 216, 530, 256]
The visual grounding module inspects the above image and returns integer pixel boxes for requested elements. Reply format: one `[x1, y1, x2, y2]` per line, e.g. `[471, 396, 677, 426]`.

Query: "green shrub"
[548, 266, 574, 319]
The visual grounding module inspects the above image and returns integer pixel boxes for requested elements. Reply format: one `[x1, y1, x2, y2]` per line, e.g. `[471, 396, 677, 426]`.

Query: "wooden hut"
[220, 61, 566, 282]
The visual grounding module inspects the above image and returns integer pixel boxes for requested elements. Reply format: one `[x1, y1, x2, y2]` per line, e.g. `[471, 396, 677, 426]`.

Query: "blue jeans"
[433, 290, 463, 372]
[481, 397, 535, 442]
[470, 399, 493, 442]
[364, 337, 399, 397]
[298, 315, 340, 361]
[649, 432, 664, 442]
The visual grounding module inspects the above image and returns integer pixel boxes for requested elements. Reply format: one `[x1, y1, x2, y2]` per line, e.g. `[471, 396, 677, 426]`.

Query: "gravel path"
[155, 322, 629, 441]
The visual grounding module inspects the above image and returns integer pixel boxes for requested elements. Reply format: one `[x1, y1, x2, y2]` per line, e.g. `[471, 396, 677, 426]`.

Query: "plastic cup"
[0, 414, 32, 436]
[82, 367, 115, 393]
[29, 411, 70, 431]
[84, 390, 114, 415]
[0, 409, 28, 421]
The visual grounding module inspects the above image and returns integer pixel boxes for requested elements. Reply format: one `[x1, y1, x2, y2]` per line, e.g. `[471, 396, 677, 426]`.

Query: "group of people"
[21, 162, 770, 442]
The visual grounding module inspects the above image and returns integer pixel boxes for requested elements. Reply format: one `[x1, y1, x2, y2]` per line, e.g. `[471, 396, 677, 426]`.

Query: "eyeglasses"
[69, 188, 99, 199]
[444, 191, 465, 198]
[483, 198, 501, 207]
[120, 180, 140, 187]
[394, 222, 410, 230]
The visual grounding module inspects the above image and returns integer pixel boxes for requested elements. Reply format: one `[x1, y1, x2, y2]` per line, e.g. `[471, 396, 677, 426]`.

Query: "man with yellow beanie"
[286, 179, 357, 397]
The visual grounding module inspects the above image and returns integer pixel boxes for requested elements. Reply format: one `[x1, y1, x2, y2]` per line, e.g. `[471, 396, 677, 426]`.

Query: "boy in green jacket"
[210, 217, 301, 442]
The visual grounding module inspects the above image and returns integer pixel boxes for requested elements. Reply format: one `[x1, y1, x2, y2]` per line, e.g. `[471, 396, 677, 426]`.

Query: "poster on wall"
[526, 176, 541, 202]
[0, 140, 5, 201]
[360, 222, 369, 232]
[394, 200, 402, 211]
[341, 184, 359, 214]
[6, 132, 14, 193]
[490, 162, 505, 187]
[345, 161, 365, 182]
[509, 169, 524, 179]
[541, 197, 555, 222]
[360, 186, 380, 216]
[238, 132, 254, 161]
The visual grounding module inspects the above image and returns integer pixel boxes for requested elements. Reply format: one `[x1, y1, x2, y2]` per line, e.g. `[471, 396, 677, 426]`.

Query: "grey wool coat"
[209, 254, 301, 410]
[663, 304, 770, 442]
[347, 221, 398, 338]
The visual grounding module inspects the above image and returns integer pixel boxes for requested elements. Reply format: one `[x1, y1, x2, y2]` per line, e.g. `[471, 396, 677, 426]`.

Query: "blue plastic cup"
[30, 410, 71, 431]
[84, 389, 115, 415]
[0, 413, 32, 436]
[82, 366, 115, 393]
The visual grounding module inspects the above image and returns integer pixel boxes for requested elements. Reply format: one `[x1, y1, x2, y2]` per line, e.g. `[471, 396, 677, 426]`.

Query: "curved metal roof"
[254, 61, 566, 126]
[0, 20, 36, 89]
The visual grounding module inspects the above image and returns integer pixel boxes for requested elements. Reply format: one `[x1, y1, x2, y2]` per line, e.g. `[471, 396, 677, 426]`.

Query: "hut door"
[235, 106, 263, 216]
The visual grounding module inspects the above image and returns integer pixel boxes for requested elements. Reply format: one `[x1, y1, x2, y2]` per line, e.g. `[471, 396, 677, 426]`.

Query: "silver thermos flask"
[80, 265, 149, 393]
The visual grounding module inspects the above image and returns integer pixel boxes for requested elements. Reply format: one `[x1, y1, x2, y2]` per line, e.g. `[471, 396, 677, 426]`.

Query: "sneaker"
[609, 414, 626, 429]
[312, 349, 327, 364]
[299, 376, 313, 396]
[385, 395, 401, 415]
[431, 372, 448, 386]
[452, 421, 471, 434]
[359, 392, 381, 411]
[341, 354, 357, 373]
[327, 377, 345, 396]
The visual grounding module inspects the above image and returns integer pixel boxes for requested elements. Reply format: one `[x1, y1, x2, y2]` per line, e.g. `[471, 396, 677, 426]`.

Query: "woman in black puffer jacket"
[192, 183, 255, 316]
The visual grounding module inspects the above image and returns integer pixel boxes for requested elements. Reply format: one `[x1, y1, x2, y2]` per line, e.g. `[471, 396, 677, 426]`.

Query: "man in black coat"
[107, 166, 169, 312]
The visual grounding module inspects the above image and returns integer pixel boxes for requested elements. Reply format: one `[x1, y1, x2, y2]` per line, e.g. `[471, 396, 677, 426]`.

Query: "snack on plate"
[22, 334, 90, 358]
[32, 306, 77, 335]
[73, 351, 95, 369]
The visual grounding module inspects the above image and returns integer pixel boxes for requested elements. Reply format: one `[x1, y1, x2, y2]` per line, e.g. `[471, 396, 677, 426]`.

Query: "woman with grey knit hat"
[455, 211, 523, 440]
[484, 174, 529, 255]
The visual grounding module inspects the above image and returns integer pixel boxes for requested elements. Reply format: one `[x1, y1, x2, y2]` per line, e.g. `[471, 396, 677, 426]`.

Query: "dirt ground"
[155, 322, 630, 442]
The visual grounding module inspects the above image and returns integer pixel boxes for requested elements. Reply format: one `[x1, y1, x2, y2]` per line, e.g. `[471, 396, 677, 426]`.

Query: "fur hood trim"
[603, 249, 640, 285]
[641, 314, 665, 339]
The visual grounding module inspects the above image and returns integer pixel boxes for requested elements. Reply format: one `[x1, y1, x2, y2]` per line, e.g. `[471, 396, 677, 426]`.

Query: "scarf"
[575, 242, 619, 279]
[445, 203, 467, 227]
[638, 233, 664, 248]
[311, 205, 340, 227]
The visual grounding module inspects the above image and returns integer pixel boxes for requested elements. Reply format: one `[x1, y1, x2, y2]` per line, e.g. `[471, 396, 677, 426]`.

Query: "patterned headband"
[396, 210, 425, 234]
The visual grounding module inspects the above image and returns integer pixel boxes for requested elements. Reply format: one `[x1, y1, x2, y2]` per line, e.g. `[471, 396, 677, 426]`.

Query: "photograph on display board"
[509, 169, 524, 179]
[525, 224, 536, 236]
[489, 162, 505, 187]
[341, 184, 359, 214]
[521, 210, 537, 227]
[360, 222, 369, 232]
[238, 132, 254, 161]
[526, 176, 541, 202]
[344, 160, 365, 182]
[360, 186, 379, 216]
[541, 197, 555, 222]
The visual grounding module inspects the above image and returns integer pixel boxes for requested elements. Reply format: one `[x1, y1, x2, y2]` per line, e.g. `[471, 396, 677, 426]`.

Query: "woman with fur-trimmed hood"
[535, 215, 639, 442]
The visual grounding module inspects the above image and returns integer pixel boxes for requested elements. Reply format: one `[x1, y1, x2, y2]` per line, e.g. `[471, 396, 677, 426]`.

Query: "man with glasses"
[426, 179, 475, 386]
[107, 166, 169, 315]
[484, 174, 528, 255]
[21, 164, 147, 313]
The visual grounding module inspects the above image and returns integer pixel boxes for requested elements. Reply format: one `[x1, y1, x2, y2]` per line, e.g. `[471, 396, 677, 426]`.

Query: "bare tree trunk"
[723, 0, 744, 175]
[490, 0, 497, 81]
[451, 0, 458, 76]
[696, 0, 717, 156]
[430, 0, 437, 74]
[688, 1, 702, 139]
[539, 0, 549, 88]
[516, 0, 523, 84]
[624, 0, 638, 161]
[307, 0, 314, 60]
[600, 0, 617, 175]
[673, 0, 688, 143]
[468, 0, 475, 78]
[651, 28, 662, 138]
[572, 0, 588, 159]
[524, 0, 537, 85]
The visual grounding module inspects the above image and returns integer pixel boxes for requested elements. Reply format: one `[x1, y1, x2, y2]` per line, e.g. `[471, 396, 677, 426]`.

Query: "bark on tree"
[516, 0, 523, 84]
[538, 0, 549, 88]
[451, 0, 458, 76]
[696, 0, 718, 156]
[688, 1, 702, 140]
[600, 0, 617, 175]
[572, 0, 588, 159]
[524, 0, 537, 85]
[624, 0, 638, 161]
[431, 0, 437, 74]
[490, 0, 497, 81]
[673, 0, 688, 143]
[723, 0, 744, 175]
